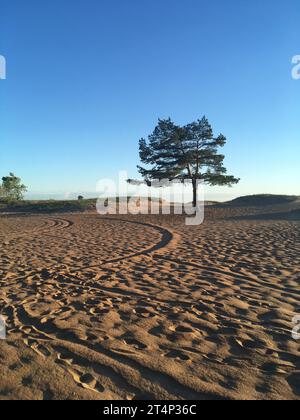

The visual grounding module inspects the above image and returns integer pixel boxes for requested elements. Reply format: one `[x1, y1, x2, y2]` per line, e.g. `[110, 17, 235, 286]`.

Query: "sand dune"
[0, 202, 299, 400]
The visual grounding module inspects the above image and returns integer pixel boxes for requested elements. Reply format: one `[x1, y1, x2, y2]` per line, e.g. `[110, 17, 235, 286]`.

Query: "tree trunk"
[192, 179, 197, 208]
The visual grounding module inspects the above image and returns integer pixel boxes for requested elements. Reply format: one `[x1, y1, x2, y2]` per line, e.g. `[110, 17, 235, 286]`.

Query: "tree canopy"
[130, 117, 240, 206]
[0, 173, 27, 201]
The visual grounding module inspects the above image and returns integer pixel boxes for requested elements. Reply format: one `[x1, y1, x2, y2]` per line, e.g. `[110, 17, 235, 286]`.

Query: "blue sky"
[0, 0, 299, 200]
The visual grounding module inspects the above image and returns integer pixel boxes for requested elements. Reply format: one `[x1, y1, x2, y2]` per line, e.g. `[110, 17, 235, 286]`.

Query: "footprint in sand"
[57, 352, 73, 366]
[163, 349, 191, 362]
[133, 307, 156, 318]
[168, 325, 195, 334]
[123, 338, 148, 350]
[67, 369, 105, 394]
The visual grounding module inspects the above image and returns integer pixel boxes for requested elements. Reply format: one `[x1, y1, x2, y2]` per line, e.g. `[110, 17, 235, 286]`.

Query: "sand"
[0, 203, 299, 400]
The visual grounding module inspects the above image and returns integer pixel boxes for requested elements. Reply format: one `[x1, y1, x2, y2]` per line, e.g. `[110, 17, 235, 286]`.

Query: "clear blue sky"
[0, 0, 299, 200]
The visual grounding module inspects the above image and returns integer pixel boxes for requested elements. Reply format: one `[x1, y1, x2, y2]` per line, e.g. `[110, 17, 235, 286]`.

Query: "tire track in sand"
[81, 217, 180, 270]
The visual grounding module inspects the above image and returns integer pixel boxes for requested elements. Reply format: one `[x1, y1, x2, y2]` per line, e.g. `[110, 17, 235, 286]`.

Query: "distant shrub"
[1, 173, 27, 201]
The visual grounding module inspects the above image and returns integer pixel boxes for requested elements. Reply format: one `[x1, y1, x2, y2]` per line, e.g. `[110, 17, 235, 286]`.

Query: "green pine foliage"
[130, 117, 240, 206]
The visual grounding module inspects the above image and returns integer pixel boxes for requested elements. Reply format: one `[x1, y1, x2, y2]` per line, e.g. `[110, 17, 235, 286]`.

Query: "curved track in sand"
[86, 217, 180, 267]
[1, 212, 300, 400]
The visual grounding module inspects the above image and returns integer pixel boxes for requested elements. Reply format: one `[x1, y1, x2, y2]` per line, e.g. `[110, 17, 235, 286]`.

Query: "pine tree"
[130, 117, 240, 207]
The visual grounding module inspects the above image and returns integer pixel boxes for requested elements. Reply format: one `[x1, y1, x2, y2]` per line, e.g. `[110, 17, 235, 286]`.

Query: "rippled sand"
[0, 203, 299, 400]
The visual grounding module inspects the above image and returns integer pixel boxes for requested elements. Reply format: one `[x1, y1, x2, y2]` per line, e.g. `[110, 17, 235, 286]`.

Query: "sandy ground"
[0, 203, 299, 400]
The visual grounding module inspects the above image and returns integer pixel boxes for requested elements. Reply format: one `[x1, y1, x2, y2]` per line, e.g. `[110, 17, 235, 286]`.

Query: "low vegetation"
[0, 199, 97, 213]
[223, 194, 299, 207]
[0, 197, 164, 213]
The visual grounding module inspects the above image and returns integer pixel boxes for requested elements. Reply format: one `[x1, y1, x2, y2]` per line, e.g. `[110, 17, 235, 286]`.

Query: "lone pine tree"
[130, 117, 240, 207]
